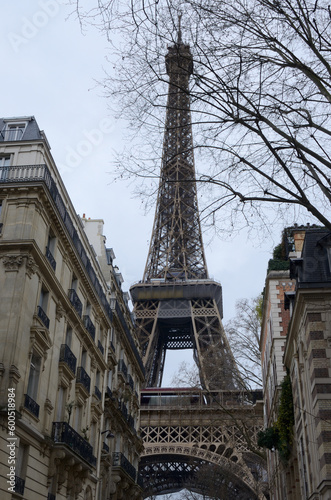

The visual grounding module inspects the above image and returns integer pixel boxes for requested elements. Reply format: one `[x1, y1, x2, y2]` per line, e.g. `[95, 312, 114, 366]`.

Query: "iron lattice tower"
[131, 27, 266, 500]
[131, 30, 241, 392]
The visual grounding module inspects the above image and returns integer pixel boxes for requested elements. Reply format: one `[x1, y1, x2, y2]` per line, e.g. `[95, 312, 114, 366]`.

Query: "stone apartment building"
[285, 228, 331, 499]
[0, 116, 144, 500]
[260, 228, 301, 499]
[260, 226, 331, 499]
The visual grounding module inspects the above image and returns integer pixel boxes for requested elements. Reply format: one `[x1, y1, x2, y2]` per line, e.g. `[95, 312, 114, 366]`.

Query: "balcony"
[105, 386, 113, 400]
[94, 386, 101, 400]
[98, 340, 104, 355]
[112, 452, 136, 481]
[68, 289, 82, 318]
[59, 344, 77, 375]
[15, 476, 25, 495]
[76, 366, 91, 394]
[83, 315, 95, 341]
[52, 422, 96, 467]
[24, 393, 40, 418]
[37, 305, 50, 329]
[46, 246, 56, 271]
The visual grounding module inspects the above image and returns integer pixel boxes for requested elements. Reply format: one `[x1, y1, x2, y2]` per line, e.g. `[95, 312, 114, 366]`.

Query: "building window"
[81, 348, 88, 370]
[0, 156, 10, 166]
[15, 442, 29, 494]
[327, 247, 331, 273]
[4, 122, 26, 141]
[38, 286, 50, 328]
[55, 386, 67, 421]
[46, 229, 57, 270]
[0, 156, 10, 181]
[25, 351, 41, 417]
[0, 200, 3, 235]
[107, 370, 113, 391]
[65, 326, 72, 347]
[73, 404, 82, 432]
[90, 421, 96, 448]
[71, 274, 78, 290]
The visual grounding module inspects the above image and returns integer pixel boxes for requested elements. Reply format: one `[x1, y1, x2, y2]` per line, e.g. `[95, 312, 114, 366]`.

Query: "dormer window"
[4, 122, 27, 141]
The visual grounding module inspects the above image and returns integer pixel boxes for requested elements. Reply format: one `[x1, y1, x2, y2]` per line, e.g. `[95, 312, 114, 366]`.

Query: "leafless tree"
[171, 295, 262, 390]
[225, 296, 263, 390]
[71, 0, 330, 236]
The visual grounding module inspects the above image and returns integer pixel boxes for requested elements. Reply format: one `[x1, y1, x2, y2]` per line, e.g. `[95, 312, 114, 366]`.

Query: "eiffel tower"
[130, 22, 266, 500]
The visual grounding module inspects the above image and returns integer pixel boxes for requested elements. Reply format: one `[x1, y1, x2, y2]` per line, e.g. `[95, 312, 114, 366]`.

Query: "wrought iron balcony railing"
[52, 421, 96, 467]
[112, 452, 136, 481]
[59, 344, 77, 375]
[15, 475, 25, 495]
[76, 366, 91, 393]
[94, 386, 101, 400]
[24, 393, 40, 418]
[98, 340, 104, 355]
[37, 305, 50, 329]
[118, 359, 127, 378]
[106, 386, 113, 400]
[83, 315, 95, 341]
[68, 289, 83, 318]
[45, 245, 56, 271]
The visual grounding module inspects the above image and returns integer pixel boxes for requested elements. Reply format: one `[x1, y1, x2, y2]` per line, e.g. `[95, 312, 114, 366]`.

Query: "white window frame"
[4, 122, 27, 141]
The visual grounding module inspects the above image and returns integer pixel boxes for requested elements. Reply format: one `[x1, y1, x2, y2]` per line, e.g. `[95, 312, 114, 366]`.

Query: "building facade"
[261, 227, 331, 499]
[0, 116, 144, 500]
[285, 228, 331, 499]
[260, 228, 305, 499]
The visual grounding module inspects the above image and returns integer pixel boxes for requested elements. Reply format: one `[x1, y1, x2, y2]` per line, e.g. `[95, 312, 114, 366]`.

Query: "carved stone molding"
[25, 255, 38, 278]
[90, 355, 97, 370]
[0, 253, 38, 276]
[1, 254, 24, 272]
[56, 302, 65, 322]
[9, 364, 21, 385]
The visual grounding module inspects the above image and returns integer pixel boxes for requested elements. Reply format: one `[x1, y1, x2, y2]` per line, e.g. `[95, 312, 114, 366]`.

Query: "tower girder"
[130, 23, 266, 499]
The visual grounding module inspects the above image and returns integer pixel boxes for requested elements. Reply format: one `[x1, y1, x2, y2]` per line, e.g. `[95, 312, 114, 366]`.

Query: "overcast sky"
[1, 1, 301, 386]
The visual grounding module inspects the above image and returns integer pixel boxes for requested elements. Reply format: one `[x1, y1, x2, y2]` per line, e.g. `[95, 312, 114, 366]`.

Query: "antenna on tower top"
[177, 12, 182, 44]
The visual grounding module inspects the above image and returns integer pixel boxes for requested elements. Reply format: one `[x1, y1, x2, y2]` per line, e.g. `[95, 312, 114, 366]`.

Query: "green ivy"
[276, 373, 295, 462]
[258, 374, 294, 464]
